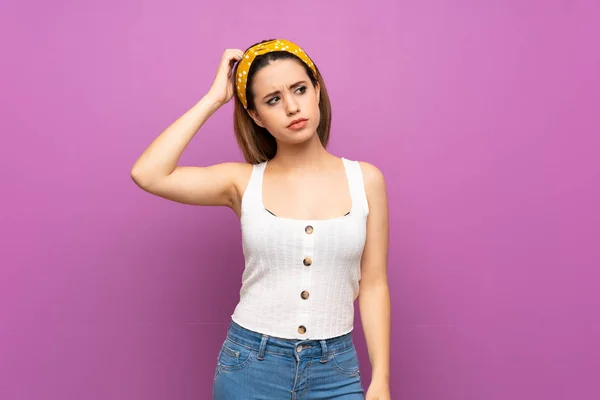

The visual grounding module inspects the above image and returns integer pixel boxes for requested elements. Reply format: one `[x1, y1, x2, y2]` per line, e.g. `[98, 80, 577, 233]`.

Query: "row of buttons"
[298, 225, 314, 335]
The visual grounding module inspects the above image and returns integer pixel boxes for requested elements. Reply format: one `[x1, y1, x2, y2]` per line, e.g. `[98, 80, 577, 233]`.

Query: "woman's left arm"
[358, 162, 391, 399]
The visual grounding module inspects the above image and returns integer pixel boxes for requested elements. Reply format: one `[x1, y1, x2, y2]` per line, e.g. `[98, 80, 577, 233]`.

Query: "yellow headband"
[235, 39, 317, 109]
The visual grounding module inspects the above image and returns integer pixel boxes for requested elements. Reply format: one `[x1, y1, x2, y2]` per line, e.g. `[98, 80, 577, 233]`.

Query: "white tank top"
[231, 157, 369, 339]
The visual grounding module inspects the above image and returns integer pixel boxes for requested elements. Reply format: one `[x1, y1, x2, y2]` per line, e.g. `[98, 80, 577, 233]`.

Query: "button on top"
[305, 225, 314, 234]
[303, 257, 312, 266]
[301, 290, 310, 300]
[298, 325, 306, 334]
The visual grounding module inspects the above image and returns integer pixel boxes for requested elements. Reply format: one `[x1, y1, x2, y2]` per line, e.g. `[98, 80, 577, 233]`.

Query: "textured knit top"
[230, 158, 369, 340]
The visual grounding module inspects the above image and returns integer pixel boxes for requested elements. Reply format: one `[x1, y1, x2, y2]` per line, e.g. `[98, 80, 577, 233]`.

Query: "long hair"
[232, 40, 332, 164]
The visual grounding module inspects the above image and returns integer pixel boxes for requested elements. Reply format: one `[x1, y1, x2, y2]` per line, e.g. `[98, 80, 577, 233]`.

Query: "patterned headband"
[235, 39, 317, 109]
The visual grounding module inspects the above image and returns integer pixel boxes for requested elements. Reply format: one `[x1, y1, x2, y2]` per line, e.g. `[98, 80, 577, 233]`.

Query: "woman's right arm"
[130, 49, 248, 211]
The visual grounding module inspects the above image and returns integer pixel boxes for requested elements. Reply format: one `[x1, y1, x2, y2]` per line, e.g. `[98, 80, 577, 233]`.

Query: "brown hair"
[232, 40, 332, 164]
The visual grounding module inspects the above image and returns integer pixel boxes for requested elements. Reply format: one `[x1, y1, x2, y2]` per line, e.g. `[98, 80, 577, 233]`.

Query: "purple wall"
[1, 1, 599, 399]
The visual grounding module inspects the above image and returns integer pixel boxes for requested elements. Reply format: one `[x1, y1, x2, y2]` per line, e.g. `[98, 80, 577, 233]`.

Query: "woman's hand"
[207, 48, 244, 106]
[366, 381, 391, 400]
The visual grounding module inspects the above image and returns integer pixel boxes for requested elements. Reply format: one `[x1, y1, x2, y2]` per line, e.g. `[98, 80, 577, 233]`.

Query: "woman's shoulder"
[223, 161, 255, 182]
[350, 160, 387, 213]
[214, 161, 254, 175]
[342, 158, 385, 186]
[225, 161, 263, 197]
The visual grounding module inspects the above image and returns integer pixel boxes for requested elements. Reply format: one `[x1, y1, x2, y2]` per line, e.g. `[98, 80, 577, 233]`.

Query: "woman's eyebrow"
[262, 81, 307, 100]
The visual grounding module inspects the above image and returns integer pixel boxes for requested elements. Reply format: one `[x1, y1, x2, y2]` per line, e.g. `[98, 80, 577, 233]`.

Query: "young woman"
[131, 39, 391, 400]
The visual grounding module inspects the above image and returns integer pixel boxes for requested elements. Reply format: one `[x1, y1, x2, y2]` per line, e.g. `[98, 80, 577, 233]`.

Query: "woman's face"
[248, 58, 321, 145]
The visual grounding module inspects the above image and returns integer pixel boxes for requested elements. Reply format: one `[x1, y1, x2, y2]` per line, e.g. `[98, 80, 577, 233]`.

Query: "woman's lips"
[288, 119, 308, 130]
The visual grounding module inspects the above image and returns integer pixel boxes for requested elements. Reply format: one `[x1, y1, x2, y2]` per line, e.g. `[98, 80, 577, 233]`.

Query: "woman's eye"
[267, 97, 280, 105]
[266, 87, 306, 106]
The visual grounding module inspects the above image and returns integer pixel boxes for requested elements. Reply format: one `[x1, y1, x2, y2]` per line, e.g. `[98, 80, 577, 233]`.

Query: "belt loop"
[257, 334, 269, 361]
[319, 339, 328, 363]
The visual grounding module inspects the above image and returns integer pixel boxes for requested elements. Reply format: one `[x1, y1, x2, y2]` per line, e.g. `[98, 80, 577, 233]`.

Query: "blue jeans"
[213, 320, 365, 399]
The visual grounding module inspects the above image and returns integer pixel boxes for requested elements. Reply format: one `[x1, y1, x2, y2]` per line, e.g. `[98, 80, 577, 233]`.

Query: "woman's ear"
[248, 109, 265, 128]
[315, 81, 320, 105]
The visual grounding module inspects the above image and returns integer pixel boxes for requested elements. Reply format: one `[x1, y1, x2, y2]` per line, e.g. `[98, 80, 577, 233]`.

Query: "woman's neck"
[270, 135, 335, 171]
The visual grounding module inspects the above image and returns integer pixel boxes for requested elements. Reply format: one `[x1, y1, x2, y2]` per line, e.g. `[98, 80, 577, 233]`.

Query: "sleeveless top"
[230, 157, 369, 339]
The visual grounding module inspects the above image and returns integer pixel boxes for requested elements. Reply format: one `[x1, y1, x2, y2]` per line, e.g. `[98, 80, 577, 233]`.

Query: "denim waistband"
[225, 320, 355, 359]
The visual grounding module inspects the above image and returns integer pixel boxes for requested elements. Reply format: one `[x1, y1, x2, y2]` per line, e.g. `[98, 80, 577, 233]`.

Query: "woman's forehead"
[252, 59, 309, 89]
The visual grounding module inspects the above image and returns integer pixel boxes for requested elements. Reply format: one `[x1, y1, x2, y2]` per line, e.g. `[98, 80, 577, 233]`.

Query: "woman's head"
[232, 39, 332, 164]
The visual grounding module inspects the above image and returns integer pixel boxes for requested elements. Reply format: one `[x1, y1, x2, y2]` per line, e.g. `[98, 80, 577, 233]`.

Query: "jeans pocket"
[217, 339, 255, 371]
[331, 346, 361, 377]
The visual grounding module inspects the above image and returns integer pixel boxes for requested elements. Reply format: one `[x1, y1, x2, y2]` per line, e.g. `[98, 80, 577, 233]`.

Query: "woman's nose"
[284, 96, 300, 115]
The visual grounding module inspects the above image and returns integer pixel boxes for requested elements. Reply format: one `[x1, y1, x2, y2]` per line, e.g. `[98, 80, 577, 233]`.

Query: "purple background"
[1, 1, 599, 399]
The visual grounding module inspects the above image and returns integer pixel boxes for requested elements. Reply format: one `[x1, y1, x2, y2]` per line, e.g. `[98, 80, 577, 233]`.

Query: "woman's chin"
[279, 131, 318, 146]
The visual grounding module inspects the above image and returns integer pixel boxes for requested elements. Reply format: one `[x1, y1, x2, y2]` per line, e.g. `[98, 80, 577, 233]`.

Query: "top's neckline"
[259, 157, 354, 223]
